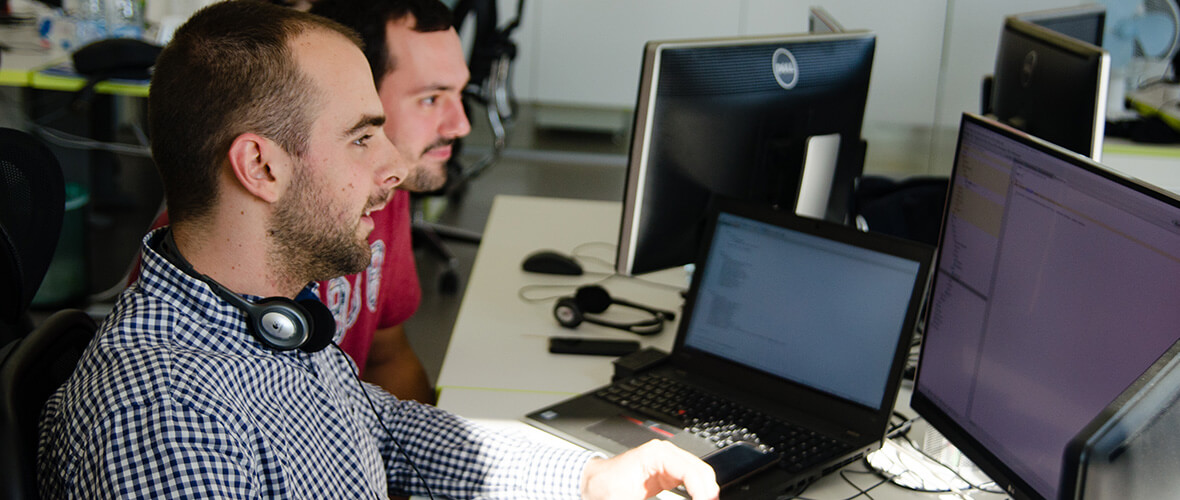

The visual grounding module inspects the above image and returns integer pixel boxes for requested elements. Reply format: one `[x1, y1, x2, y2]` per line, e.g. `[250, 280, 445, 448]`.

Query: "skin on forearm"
[362, 324, 436, 404]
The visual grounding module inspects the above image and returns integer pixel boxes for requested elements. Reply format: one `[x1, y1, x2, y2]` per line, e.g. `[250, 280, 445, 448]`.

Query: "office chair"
[450, 0, 524, 186]
[0, 128, 66, 345]
[0, 308, 97, 500]
[411, 0, 524, 293]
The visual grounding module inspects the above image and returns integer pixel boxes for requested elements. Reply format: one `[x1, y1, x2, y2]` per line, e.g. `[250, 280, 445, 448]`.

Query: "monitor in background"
[1062, 338, 1180, 499]
[990, 16, 1110, 161]
[808, 6, 844, 34]
[616, 32, 875, 276]
[1014, 4, 1106, 46]
[911, 113, 1180, 500]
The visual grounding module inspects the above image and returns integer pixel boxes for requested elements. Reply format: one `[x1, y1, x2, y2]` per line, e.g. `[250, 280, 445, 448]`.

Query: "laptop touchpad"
[588, 415, 716, 455]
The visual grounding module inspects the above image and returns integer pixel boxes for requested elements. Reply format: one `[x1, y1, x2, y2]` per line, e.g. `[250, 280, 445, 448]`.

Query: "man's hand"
[581, 440, 720, 500]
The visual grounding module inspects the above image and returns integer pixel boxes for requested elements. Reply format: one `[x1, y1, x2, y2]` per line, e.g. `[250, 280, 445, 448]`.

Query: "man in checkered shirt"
[36, 1, 719, 498]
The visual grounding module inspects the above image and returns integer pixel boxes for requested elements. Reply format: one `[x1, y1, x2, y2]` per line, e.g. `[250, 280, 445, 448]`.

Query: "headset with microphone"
[553, 285, 676, 336]
[157, 229, 336, 353]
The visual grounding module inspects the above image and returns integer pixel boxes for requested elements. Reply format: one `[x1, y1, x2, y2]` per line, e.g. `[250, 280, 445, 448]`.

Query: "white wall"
[491, 0, 1090, 174]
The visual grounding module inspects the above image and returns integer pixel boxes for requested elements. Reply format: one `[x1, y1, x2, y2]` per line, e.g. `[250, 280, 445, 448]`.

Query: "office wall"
[491, 0, 1089, 174]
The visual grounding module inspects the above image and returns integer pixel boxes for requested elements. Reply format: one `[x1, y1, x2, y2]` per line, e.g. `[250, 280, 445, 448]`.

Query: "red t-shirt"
[134, 190, 421, 374]
[316, 190, 421, 374]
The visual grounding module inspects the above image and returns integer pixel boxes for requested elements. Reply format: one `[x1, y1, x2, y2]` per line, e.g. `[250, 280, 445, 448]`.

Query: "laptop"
[525, 199, 934, 496]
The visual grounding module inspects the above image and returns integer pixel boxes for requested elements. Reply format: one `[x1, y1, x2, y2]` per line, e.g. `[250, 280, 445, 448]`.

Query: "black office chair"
[450, 0, 525, 185]
[0, 309, 97, 500]
[411, 0, 525, 293]
[0, 128, 66, 345]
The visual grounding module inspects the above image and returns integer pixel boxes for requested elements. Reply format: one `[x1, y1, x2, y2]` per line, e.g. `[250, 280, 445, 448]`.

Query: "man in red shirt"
[308, 0, 474, 404]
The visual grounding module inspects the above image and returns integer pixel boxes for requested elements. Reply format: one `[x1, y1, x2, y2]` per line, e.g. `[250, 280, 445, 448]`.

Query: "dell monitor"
[990, 16, 1110, 161]
[1015, 4, 1106, 46]
[616, 32, 875, 276]
[911, 113, 1180, 500]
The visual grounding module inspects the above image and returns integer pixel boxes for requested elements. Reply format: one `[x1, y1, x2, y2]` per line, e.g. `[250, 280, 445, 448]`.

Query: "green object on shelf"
[32, 183, 90, 307]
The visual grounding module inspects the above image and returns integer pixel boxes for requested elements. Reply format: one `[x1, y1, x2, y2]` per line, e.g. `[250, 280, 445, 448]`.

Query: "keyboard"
[595, 372, 844, 472]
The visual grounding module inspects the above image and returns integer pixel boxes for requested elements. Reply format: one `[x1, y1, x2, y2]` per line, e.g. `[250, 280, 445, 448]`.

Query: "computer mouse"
[521, 250, 583, 275]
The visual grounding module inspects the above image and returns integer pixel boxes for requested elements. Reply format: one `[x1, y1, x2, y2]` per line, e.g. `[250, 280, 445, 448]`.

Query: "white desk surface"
[436, 195, 1006, 499]
[435, 195, 686, 398]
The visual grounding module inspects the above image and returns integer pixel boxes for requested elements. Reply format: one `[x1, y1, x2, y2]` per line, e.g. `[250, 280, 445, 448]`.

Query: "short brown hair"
[148, 0, 362, 224]
[309, 0, 453, 86]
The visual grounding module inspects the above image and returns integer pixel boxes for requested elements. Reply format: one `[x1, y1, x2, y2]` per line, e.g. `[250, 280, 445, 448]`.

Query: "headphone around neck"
[552, 285, 676, 336]
[157, 229, 335, 352]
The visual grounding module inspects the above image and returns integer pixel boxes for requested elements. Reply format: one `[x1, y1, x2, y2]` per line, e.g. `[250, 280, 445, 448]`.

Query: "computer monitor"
[1015, 4, 1106, 46]
[911, 112, 1180, 500]
[1061, 338, 1180, 499]
[990, 16, 1110, 161]
[807, 6, 844, 34]
[615, 32, 875, 276]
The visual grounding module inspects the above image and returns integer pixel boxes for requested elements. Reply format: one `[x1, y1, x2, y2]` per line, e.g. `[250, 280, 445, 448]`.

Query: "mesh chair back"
[0, 128, 65, 329]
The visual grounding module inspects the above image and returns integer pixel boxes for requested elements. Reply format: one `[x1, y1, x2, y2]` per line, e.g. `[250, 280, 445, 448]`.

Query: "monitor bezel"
[1012, 4, 1106, 46]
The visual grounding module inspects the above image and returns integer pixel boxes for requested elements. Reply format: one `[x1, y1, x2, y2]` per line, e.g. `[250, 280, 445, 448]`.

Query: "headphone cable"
[332, 343, 437, 500]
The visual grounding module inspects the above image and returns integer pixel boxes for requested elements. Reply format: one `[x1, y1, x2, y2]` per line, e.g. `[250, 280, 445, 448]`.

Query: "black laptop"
[525, 199, 934, 497]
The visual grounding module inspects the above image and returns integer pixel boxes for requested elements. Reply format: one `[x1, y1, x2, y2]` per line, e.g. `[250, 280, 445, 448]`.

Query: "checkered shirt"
[38, 230, 595, 498]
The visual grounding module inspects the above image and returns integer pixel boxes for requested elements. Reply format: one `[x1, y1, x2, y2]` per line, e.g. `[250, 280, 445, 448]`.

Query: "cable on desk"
[783, 466, 894, 500]
[862, 419, 1005, 497]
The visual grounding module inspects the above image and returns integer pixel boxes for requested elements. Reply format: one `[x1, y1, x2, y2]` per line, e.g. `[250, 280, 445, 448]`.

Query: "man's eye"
[354, 134, 372, 146]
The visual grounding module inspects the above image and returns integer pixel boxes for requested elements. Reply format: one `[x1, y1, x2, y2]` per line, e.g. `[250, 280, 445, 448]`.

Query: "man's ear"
[227, 133, 289, 203]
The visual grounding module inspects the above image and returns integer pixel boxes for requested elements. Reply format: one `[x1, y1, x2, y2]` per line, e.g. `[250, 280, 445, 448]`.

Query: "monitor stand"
[796, 133, 841, 220]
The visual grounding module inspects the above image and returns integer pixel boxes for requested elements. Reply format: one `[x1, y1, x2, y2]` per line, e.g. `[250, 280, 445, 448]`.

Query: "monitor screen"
[1015, 4, 1106, 46]
[911, 113, 1180, 500]
[616, 32, 875, 276]
[990, 16, 1110, 161]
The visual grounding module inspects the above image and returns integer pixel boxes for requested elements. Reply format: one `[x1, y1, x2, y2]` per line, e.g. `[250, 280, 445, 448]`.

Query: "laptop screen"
[913, 114, 1180, 499]
[681, 211, 924, 409]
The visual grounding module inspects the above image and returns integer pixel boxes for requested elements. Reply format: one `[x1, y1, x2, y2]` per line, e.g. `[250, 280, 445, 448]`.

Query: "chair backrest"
[0, 128, 66, 343]
[452, 0, 524, 87]
[0, 309, 97, 500]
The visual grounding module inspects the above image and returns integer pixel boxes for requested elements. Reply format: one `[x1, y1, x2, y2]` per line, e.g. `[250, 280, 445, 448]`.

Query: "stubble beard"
[268, 160, 381, 286]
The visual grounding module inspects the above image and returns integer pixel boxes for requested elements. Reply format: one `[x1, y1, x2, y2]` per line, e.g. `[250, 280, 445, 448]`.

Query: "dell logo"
[1021, 50, 1037, 88]
[772, 48, 799, 89]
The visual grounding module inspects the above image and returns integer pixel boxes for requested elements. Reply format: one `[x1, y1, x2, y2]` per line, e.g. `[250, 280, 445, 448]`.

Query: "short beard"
[268, 160, 372, 286]
[400, 137, 453, 192]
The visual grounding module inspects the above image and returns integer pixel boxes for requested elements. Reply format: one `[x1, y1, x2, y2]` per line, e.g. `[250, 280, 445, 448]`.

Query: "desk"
[436, 195, 1006, 499]
[1103, 140, 1180, 195]
[435, 195, 686, 397]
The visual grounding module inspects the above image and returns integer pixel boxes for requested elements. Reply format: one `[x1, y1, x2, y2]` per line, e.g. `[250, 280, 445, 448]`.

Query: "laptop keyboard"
[595, 373, 845, 473]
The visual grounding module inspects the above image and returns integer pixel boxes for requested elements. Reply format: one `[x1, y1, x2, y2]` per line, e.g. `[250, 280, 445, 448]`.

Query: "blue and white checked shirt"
[38, 230, 596, 498]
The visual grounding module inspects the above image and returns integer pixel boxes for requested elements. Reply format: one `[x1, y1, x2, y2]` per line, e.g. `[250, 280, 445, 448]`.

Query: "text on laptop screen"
[913, 115, 1180, 499]
[682, 212, 923, 409]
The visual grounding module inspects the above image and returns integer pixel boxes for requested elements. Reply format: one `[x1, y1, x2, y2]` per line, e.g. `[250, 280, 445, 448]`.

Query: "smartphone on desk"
[548, 337, 640, 356]
[703, 441, 781, 489]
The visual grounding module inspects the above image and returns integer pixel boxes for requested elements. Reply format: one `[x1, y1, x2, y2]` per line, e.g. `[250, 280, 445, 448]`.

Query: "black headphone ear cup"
[298, 298, 337, 353]
[553, 297, 584, 328]
[574, 285, 613, 314]
[250, 297, 313, 351]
